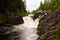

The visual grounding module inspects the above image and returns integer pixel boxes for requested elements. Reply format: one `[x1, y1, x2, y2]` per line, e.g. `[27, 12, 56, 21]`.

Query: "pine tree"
[38, 0, 60, 11]
[0, 0, 26, 15]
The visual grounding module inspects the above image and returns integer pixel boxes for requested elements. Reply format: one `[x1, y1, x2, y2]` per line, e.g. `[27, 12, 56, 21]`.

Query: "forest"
[0, 0, 60, 40]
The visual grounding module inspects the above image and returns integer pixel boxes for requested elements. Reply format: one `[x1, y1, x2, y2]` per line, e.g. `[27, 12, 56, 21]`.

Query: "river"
[14, 14, 44, 40]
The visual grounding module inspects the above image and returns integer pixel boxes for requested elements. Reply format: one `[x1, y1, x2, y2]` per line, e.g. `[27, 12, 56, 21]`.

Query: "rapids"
[14, 14, 44, 40]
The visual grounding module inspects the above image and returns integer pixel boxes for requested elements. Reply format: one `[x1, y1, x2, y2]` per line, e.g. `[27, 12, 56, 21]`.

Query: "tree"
[0, 0, 26, 15]
[0, 0, 26, 24]
[39, 2, 44, 10]
[38, 0, 60, 11]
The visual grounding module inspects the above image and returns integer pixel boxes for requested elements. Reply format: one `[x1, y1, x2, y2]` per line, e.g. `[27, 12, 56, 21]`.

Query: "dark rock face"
[33, 11, 47, 20]
[0, 16, 24, 26]
[38, 9, 60, 40]
[13, 16, 24, 25]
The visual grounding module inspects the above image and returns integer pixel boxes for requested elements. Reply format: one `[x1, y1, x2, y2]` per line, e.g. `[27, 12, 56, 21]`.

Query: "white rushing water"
[20, 14, 39, 40]
[14, 14, 44, 40]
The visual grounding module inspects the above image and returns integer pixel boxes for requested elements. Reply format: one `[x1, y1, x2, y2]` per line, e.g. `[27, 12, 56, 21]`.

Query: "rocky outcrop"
[0, 16, 24, 40]
[37, 9, 60, 40]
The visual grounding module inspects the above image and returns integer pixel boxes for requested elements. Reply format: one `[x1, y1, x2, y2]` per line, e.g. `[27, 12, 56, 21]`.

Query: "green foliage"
[0, 0, 26, 24]
[39, 0, 60, 10]
[0, 0, 26, 15]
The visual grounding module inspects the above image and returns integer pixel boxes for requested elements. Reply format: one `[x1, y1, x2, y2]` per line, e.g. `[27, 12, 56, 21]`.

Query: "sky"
[26, 0, 45, 12]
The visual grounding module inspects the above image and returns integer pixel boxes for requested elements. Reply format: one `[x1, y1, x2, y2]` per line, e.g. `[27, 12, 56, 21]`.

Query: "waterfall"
[20, 14, 39, 40]
[14, 14, 44, 40]
[0, 10, 47, 40]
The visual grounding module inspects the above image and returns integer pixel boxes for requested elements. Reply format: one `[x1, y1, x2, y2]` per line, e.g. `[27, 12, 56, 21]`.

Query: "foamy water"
[14, 14, 44, 40]
[20, 14, 39, 40]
